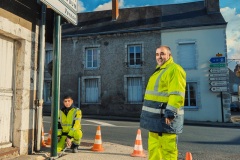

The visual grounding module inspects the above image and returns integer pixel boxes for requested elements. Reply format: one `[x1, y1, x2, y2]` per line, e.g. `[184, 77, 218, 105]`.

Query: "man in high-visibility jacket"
[140, 45, 186, 160]
[57, 95, 83, 153]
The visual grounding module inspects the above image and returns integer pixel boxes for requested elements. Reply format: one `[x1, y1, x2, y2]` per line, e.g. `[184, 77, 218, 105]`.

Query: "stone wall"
[61, 31, 161, 117]
[0, 2, 40, 155]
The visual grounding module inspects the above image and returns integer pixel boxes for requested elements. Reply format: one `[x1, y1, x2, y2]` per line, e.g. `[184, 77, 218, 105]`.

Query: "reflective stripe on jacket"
[58, 107, 82, 137]
[140, 56, 186, 133]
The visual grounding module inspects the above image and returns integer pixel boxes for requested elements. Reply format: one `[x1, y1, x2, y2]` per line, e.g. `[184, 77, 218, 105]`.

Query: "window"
[184, 82, 197, 107]
[127, 77, 143, 103]
[85, 48, 99, 69]
[45, 50, 53, 66]
[178, 42, 196, 69]
[128, 45, 142, 67]
[82, 77, 100, 103]
[43, 80, 51, 104]
[124, 75, 144, 103]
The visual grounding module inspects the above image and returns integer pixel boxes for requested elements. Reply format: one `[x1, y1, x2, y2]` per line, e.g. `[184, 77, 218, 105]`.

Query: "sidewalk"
[10, 140, 150, 160]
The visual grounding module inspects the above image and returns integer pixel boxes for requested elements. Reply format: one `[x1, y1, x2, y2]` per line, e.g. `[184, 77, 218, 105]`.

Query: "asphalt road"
[43, 116, 240, 160]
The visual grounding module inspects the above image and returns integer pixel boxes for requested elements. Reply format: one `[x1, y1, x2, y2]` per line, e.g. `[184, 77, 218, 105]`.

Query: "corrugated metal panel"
[0, 35, 14, 145]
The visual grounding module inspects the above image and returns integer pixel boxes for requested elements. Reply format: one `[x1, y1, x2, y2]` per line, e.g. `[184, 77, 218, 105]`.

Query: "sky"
[77, 0, 240, 71]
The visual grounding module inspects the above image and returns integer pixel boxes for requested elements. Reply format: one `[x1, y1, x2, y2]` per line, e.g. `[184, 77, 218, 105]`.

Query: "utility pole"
[50, 13, 61, 158]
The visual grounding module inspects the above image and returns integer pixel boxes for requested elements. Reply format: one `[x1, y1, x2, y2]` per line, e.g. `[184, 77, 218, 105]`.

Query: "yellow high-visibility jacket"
[58, 106, 82, 138]
[140, 56, 186, 133]
[144, 56, 186, 112]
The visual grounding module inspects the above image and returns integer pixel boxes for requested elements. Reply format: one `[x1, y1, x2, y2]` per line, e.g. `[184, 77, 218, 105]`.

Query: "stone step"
[0, 147, 19, 159]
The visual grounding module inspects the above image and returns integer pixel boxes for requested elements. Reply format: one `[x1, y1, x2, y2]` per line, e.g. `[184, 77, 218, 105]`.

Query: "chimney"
[112, 0, 119, 20]
[204, 0, 220, 14]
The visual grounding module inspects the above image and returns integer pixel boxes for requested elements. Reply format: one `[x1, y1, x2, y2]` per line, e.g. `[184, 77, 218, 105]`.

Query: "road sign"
[209, 63, 226, 68]
[40, 0, 78, 25]
[216, 53, 222, 57]
[60, 0, 78, 13]
[209, 73, 227, 77]
[209, 77, 228, 81]
[209, 57, 225, 63]
[209, 68, 228, 73]
[210, 81, 227, 86]
[210, 86, 228, 92]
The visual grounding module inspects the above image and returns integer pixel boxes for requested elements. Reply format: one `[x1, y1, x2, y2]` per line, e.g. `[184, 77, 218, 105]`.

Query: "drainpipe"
[78, 77, 81, 108]
[36, 3, 46, 151]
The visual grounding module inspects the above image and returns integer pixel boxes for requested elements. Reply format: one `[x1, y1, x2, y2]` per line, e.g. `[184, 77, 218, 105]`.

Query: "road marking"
[84, 120, 116, 126]
[44, 118, 139, 128]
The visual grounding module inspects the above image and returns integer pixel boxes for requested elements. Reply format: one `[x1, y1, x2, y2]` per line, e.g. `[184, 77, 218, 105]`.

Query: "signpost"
[209, 73, 227, 77]
[209, 68, 228, 73]
[209, 77, 228, 81]
[210, 81, 227, 86]
[39, 0, 78, 158]
[209, 57, 225, 63]
[209, 54, 228, 123]
[210, 86, 228, 92]
[209, 55, 228, 92]
[40, 0, 78, 25]
[209, 63, 226, 68]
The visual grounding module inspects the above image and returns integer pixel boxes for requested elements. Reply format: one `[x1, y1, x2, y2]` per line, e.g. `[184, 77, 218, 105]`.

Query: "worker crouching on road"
[140, 45, 186, 160]
[57, 95, 83, 153]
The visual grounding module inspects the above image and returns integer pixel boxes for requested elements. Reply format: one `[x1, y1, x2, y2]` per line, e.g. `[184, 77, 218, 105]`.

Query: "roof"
[62, 1, 226, 38]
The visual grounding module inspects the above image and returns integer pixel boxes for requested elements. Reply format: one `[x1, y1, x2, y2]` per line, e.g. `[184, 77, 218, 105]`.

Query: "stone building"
[0, 1, 53, 157]
[55, 0, 231, 122]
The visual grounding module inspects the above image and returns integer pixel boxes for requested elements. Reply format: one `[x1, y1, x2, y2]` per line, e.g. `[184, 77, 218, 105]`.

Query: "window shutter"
[178, 43, 196, 69]
[127, 77, 142, 102]
[86, 79, 98, 103]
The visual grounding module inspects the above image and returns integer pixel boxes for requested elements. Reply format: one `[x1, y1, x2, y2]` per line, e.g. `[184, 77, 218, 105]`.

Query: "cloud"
[94, 0, 125, 11]
[77, 1, 86, 13]
[220, 7, 240, 60]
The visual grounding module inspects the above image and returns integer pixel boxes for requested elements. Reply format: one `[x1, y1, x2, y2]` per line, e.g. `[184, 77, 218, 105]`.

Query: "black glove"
[164, 109, 176, 120]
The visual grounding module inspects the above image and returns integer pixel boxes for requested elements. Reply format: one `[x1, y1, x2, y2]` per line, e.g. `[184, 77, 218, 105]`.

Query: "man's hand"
[66, 138, 72, 148]
[164, 109, 176, 125]
[165, 117, 174, 125]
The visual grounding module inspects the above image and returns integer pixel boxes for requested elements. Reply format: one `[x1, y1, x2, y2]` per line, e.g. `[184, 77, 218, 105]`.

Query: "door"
[0, 35, 14, 148]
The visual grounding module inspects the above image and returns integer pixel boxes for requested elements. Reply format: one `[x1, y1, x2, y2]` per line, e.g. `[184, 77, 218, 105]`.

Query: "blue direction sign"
[209, 57, 225, 63]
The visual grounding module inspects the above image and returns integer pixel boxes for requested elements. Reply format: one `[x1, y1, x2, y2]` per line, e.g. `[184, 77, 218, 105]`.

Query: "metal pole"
[220, 92, 224, 122]
[50, 13, 61, 158]
[78, 77, 81, 108]
[36, 3, 46, 151]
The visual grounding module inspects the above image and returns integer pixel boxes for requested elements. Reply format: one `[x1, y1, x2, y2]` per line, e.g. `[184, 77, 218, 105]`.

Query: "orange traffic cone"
[41, 126, 47, 147]
[131, 129, 146, 157]
[45, 128, 52, 145]
[185, 152, 193, 160]
[91, 126, 104, 152]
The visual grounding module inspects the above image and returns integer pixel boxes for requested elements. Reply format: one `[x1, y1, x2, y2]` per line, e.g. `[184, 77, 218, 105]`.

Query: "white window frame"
[125, 42, 144, 68]
[184, 81, 199, 109]
[124, 75, 145, 104]
[81, 76, 101, 104]
[85, 47, 100, 69]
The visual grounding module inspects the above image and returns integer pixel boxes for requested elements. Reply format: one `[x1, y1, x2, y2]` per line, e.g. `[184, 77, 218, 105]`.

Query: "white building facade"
[162, 25, 230, 122]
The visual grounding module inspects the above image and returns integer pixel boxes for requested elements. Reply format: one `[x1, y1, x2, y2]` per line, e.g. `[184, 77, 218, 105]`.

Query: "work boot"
[71, 143, 79, 153]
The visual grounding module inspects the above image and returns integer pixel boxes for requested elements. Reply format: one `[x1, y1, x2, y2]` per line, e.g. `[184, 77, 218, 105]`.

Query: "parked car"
[230, 101, 240, 112]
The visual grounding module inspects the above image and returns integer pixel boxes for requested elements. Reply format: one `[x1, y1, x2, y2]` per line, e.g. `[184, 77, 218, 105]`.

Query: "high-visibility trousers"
[57, 130, 83, 152]
[148, 132, 178, 160]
